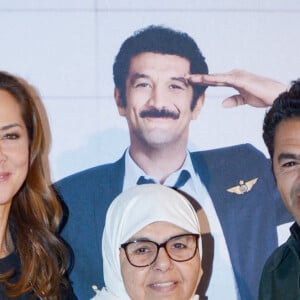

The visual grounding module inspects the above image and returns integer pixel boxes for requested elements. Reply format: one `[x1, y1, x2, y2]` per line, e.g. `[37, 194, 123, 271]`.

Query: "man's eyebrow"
[171, 77, 190, 87]
[277, 152, 300, 162]
[0, 123, 22, 131]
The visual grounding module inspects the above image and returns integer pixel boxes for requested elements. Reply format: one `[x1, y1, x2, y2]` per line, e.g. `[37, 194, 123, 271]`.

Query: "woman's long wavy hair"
[0, 71, 69, 299]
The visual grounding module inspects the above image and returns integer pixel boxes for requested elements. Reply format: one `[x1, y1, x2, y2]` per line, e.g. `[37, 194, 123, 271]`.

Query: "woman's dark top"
[0, 252, 77, 299]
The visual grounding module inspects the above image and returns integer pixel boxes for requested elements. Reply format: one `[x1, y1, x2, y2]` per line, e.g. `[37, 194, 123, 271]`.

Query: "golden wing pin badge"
[226, 178, 258, 195]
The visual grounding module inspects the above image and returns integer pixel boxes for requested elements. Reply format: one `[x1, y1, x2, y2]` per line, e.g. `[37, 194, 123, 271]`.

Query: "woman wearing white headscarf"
[91, 184, 202, 300]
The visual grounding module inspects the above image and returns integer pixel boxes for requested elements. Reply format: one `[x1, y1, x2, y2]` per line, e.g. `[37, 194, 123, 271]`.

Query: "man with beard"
[55, 25, 292, 300]
[259, 79, 300, 300]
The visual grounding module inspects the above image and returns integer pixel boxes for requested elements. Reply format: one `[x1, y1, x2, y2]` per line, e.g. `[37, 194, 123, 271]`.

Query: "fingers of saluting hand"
[221, 95, 246, 108]
[185, 70, 241, 87]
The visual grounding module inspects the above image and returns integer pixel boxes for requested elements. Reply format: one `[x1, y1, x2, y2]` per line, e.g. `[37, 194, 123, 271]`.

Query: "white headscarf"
[91, 184, 201, 300]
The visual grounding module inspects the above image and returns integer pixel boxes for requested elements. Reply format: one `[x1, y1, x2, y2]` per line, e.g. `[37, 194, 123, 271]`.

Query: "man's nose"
[148, 86, 168, 108]
[296, 166, 300, 179]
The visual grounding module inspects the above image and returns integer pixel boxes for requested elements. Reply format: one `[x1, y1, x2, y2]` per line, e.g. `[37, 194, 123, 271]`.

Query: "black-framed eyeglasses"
[120, 233, 199, 267]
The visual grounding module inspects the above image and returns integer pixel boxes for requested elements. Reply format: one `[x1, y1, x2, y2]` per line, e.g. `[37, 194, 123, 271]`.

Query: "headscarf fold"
[91, 184, 201, 300]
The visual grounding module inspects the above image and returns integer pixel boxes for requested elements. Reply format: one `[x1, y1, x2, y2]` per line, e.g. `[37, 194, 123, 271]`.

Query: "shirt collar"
[123, 148, 198, 190]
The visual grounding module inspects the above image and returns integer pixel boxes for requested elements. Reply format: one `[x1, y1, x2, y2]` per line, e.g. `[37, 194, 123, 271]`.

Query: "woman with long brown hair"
[0, 71, 76, 299]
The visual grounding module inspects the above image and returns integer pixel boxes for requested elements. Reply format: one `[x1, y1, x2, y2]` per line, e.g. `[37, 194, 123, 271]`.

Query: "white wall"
[0, 0, 299, 181]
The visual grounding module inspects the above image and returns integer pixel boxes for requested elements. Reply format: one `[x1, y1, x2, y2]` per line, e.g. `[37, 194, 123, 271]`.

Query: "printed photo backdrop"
[0, 1, 299, 181]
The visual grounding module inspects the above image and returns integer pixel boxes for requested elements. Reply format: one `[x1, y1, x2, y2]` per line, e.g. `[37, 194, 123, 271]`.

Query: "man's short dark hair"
[263, 79, 300, 160]
[113, 25, 209, 110]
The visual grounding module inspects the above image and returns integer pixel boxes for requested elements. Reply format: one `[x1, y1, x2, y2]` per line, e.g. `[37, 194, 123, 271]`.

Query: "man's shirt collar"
[123, 148, 197, 190]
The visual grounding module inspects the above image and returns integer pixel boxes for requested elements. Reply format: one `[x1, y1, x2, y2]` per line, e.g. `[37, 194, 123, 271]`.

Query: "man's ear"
[114, 87, 126, 116]
[192, 93, 205, 120]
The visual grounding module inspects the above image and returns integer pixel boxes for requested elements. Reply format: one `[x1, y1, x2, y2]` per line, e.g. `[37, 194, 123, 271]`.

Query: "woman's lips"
[0, 172, 10, 182]
[148, 280, 178, 292]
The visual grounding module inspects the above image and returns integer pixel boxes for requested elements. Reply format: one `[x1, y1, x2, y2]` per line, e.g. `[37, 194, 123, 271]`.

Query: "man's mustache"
[140, 108, 179, 119]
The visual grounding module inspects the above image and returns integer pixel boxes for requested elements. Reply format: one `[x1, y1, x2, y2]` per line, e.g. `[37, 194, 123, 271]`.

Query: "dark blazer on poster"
[55, 143, 292, 300]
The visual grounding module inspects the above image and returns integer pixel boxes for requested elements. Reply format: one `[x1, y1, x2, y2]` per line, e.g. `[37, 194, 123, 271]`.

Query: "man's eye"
[282, 161, 297, 168]
[135, 82, 150, 88]
[169, 84, 183, 90]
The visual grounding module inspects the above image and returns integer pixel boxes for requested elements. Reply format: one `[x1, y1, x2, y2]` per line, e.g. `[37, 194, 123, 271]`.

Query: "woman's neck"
[0, 207, 14, 258]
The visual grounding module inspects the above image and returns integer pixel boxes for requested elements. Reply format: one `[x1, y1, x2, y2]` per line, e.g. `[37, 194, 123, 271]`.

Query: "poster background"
[0, 0, 299, 182]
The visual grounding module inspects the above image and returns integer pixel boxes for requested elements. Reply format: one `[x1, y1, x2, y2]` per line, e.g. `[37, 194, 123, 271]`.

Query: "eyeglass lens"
[124, 234, 198, 267]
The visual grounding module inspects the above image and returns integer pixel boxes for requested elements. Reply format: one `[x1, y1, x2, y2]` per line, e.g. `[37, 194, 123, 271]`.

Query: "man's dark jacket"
[55, 144, 291, 300]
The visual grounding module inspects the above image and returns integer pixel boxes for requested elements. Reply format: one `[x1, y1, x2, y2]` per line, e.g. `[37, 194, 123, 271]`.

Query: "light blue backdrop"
[0, 0, 299, 181]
